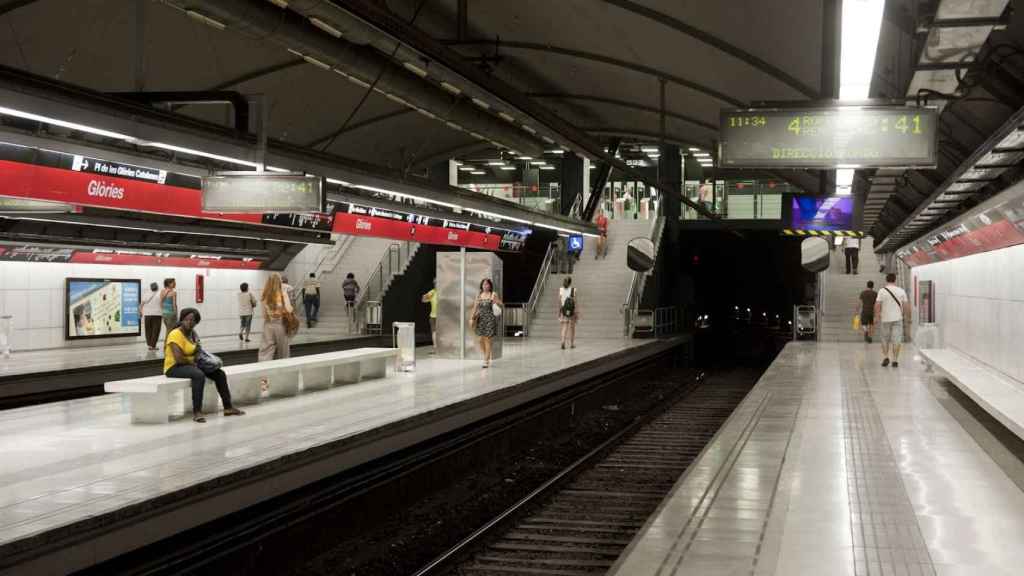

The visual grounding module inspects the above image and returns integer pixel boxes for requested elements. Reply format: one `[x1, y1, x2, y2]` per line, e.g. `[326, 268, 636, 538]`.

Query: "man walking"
[874, 273, 910, 367]
[858, 280, 878, 343]
[301, 273, 321, 328]
[843, 236, 861, 274]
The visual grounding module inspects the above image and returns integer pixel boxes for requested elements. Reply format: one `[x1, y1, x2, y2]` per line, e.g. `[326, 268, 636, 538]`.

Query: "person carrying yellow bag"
[855, 280, 878, 343]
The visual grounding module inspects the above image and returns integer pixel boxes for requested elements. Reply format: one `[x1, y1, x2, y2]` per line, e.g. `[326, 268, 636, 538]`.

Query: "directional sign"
[719, 106, 938, 169]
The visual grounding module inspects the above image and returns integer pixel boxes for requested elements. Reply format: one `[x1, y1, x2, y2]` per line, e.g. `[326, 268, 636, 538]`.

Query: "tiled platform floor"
[612, 342, 1024, 576]
[0, 331, 365, 378]
[0, 337, 651, 557]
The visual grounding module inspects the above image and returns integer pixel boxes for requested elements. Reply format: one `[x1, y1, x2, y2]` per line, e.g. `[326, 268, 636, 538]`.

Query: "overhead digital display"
[65, 278, 141, 340]
[720, 106, 938, 168]
[791, 196, 854, 231]
[202, 172, 324, 213]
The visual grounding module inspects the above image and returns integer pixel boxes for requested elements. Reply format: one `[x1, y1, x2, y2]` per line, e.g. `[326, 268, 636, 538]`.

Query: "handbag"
[195, 346, 223, 373]
[491, 302, 502, 317]
[852, 315, 861, 331]
[283, 310, 300, 336]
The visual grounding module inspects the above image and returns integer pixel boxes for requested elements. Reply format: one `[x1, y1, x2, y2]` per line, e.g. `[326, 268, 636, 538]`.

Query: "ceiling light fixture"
[266, 0, 289, 8]
[186, 10, 226, 30]
[470, 170, 486, 175]
[310, 17, 343, 38]
[499, 166, 516, 171]
[440, 82, 461, 95]
[521, 125, 537, 134]
[402, 62, 428, 78]
[498, 112, 515, 123]
[542, 136, 555, 144]
[303, 55, 331, 70]
[486, 161, 505, 166]
[471, 98, 490, 109]
[545, 149, 565, 155]
[540, 166, 556, 170]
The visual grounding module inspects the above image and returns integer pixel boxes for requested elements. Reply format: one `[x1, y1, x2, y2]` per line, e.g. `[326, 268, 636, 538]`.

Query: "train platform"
[611, 341, 1024, 576]
[0, 336, 677, 575]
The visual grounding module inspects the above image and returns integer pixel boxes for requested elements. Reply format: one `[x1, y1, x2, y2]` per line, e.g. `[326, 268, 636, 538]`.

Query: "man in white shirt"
[873, 273, 910, 368]
[843, 236, 861, 274]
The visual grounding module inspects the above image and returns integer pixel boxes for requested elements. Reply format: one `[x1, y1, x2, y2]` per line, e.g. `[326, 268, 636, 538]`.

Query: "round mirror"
[800, 237, 830, 272]
[627, 237, 656, 272]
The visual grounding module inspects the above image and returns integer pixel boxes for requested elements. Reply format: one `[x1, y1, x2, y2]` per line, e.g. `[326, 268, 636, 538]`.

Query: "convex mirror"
[627, 237, 656, 272]
[800, 237, 830, 272]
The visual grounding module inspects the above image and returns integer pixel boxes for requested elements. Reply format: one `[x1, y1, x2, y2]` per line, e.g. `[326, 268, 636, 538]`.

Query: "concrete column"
[658, 144, 685, 315]
[559, 153, 584, 216]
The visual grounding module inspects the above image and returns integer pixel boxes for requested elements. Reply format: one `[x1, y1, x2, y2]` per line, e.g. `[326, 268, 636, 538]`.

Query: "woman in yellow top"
[259, 272, 293, 362]
[164, 308, 245, 423]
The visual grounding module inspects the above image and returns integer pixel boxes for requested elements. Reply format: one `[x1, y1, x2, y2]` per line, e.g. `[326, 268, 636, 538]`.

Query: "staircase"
[819, 237, 883, 342]
[529, 218, 655, 340]
[291, 235, 418, 337]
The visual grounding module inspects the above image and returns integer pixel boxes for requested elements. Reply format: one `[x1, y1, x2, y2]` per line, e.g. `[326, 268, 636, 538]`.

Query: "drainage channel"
[416, 373, 754, 576]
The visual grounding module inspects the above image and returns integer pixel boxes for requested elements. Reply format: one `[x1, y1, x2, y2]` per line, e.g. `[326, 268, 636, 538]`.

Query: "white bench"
[920, 348, 1024, 441]
[105, 347, 399, 424]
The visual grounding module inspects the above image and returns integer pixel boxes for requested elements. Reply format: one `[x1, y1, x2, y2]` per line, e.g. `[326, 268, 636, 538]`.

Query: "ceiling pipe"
[159, 0, 545, 157]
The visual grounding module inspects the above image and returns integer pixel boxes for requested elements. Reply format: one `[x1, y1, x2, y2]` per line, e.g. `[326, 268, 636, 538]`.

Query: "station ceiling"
[0, 0, 824, 171]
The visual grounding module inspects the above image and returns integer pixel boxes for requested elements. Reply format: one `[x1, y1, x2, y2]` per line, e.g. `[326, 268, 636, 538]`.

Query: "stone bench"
[920, 348, 1024, 440]
[104, 347, 399, 424]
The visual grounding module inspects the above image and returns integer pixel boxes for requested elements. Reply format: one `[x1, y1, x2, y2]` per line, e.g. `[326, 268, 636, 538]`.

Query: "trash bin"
[0, 315, 11, 358]
[392, 321, 416, 372]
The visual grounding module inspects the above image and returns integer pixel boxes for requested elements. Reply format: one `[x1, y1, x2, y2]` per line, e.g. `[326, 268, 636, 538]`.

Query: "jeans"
[304, 296, 320, 323]
[167, 364, 233, 413]
[844, 248, 859, 274]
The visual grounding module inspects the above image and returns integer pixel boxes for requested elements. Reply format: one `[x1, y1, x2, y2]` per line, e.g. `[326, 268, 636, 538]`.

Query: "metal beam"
[598, 0, 818, 98]
[0, 64, 595, 235]
[208, 59, 306, 91]
[447, 40, 745, 107]
[0, 0, 38, 16]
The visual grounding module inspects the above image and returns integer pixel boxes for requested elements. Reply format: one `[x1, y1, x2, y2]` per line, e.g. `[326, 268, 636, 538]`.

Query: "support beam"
[583, 139, 619, 221]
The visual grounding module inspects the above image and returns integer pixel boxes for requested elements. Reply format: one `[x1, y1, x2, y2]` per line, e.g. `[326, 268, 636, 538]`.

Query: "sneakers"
[882, 358, 890, 367]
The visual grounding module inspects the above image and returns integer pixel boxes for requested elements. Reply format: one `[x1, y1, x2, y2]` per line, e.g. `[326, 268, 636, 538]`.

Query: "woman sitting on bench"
[165, 307, 245, 423]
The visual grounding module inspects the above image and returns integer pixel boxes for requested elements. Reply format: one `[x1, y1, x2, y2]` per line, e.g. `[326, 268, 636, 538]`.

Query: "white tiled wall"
[0, 261, 272, 351]
[913, 242, 1024, 382]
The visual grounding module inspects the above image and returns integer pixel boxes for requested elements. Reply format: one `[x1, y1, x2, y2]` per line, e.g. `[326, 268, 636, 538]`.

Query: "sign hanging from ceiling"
[719, 106, 938, 169]
[0, 243, 263, 269]
[896, 179, 1024, 267]
[202, 172, 324, 213]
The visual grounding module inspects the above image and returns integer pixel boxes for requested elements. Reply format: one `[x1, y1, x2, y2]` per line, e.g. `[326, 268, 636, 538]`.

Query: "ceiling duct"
[160, 0, 545, 157]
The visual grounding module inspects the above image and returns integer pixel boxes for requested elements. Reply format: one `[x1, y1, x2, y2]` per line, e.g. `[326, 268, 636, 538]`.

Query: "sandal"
[193, 412, 207, 423]
[224, 407, 246, 416]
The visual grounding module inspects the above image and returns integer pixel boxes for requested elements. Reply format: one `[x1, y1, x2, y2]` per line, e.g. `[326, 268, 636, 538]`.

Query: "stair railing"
[524, 241, 557, 337]
[353, 241, 418, 333]
[313, 234, 356, 278]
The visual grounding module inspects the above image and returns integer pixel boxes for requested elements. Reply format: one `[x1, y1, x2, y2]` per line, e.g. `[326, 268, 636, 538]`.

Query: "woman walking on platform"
[258, 273, 293, 362]
[470, 278, 502, 369]
[141, 282, 163, 350]
[159, 278, 178, 337]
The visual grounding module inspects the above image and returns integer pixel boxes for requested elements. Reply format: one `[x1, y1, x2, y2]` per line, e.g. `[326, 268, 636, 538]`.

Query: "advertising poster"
[66, 279, 141, 339]
[791, 196, 853, 230]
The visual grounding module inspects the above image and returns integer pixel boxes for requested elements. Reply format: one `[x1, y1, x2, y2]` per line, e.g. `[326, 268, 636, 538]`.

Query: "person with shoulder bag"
[873, 273, 911, 368]
[470, 278, 502, 369]
[558, 277, 579, 349]
[164, 308, 244, 423]
[258, 273, 295, 364]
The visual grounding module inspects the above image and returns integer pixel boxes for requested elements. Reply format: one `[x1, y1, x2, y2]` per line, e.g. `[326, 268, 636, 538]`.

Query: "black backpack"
[561, 288, 576, 318]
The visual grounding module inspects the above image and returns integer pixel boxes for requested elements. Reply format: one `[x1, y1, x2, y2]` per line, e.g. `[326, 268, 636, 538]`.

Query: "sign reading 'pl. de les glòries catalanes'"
[719, 106, 939, 169]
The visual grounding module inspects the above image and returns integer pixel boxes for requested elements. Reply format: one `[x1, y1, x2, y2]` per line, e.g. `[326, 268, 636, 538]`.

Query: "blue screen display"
[791, 196, 853, 231]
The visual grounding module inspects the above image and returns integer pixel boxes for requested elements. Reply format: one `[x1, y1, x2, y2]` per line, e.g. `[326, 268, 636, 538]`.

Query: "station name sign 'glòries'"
[719, 106, 938, 169]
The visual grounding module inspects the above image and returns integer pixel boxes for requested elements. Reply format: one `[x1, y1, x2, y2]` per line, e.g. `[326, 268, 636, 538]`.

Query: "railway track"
[417, 374, 753, 576]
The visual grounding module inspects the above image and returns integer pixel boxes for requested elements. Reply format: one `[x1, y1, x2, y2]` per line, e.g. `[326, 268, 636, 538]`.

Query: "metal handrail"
[313, 234, 356, 278]
[352, 241, 417, 333]
[525, 241, 557, 336]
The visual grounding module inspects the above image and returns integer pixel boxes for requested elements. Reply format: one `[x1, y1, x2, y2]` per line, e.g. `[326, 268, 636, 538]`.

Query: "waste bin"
[392, 321, 416, 372]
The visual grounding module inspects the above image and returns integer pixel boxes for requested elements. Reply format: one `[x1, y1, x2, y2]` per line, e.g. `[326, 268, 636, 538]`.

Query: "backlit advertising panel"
[65, 278, 141, 340]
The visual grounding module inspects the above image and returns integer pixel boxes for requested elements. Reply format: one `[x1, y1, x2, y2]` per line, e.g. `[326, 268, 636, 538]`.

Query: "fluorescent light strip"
[546, 149, 565, 155]
[186, 10, 226, 30]
[471, 98, 490, 109]
[521, 125, 537, 134]
[310, 17, 343, 38]
[542, 136, 555, 144]
[303, 55, 331, 70]
[498, 112, 515, 123]
[440, 82, 461, 95]
[499, 166, 516, 171]
[540, 166, 555, 170]
[402, 62, 428, 78]
[267, 0, 288, 8]
[486, 161, 505, 166]
[0, 105, 136, 141]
